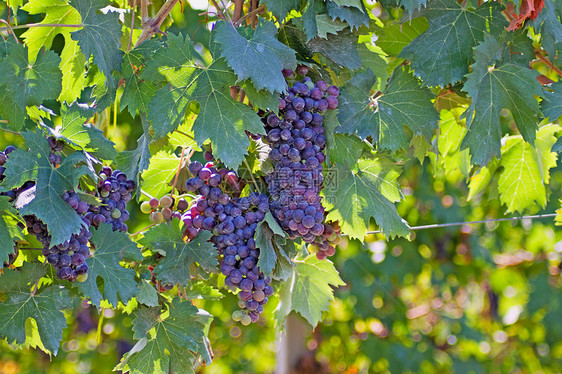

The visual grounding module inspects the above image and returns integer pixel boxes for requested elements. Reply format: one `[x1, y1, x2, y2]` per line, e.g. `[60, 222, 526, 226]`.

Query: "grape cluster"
[43, 225, 91, 282]
[47, 136, 64, 167]
[261, 67, 341, 258]
[87, 166, 135, 232]
[141, 196, 187, 224]
[184, 161, 273, 324]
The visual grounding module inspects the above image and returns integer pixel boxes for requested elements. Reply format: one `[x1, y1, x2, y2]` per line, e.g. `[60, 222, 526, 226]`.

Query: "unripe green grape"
[308, 244, 319, 254]
[76, 273, 88, 282]
[140, 201, 152, 214]
[238, 299, 246, 309]
[240, 314, 251, 326]
[150, 211, 164, 224]
[111, 209, 122, 219]
[232, 310, 243, 321]
[160, 195, 173, 209]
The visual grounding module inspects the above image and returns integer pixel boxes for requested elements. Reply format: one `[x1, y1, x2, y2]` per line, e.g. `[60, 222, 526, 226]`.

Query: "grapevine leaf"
[308, 29, 362, 70]
[116, 300, 213, 374]
[58, 104, 117, 159]
[59, 36, 87, 103]
[140, 151, 180, 200]
[323, 160, 410, 239]
[399, 0, 506, 87]
[0, 41, 62, 130]
[144, 33, 265, 168]
[119, 40, 162, 116]
[376, 18, 428, 57]
[3, 132, 91, 245]
[326, 1, 370, 30]
[0, 263, 72, 355]
[117, 133, 151, 193]
[183, 281, 224, 300]
[302, 0, 325, 40]
[316, 14, 348, 39]
[552, 137, 562, 152]
[256, 212, 288, 277]
[331, 0, 364, 9]
[337, 67, 439, 151]
[497, 125, 559, 212]
[542, 81, 562, 121]
[139, 221, 217, 286]
[399, 0, 429, 15]
[214, 20, 296, 93]
[20, 0, 81, 61]
[70, 0, 123, 82]
[323, 109, 366, 166]
[0, 196, 24, 264]
[467, 161, 497, 201]
[241, 80, 282, 112]
[274, 255, 344, 328]
[263, 0, 302, 21]
[461, 35, 542, 166]
[533, 0, 562, 57]
[436, 109, 471, 175]
[357, 44, 389, 91]
[136, 280, 159, 307]
[76, 223, 143, 308]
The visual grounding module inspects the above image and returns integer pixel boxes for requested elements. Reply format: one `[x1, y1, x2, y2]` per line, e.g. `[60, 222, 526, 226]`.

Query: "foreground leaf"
[0, 196, 24, 264]
[274, 255, 344, 328]
[139, 220, 217, 286]
[140, 151, 180, 200]
[461, 35, 542, 166]
[323, 160, 409, 239]
[117, 299, 213, 374]
[337, 67, 438, 151]
[76, 223, 142, 307]
[0, 263, 72, 355]
[400, 0, 506, 87]
[3, 132, 91, 245]
[214, 20, 296, 93]
[255, 212, 289, 277]
[144, 33, 265, 169]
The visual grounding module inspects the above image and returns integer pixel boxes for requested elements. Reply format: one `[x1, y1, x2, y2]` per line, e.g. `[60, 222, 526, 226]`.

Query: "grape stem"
[128, 0, 137, 51]
[0, 19, 19, 43]
[30, 279, 40, 296]
[140, 189, 156, 200]
[129, 223, 157, 237]
[175, 129, 195, 141]
[0, 127, 21, 136]
[210, 0, 232, 24]
[234, 5, 265, 26]
[243, 159, 261, 193]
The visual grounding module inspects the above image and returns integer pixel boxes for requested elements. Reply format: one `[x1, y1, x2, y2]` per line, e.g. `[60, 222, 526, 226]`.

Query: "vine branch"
[135, 0, 181, 47]
[210, 0, 232, 24]
[235, 4, 265, 26]
[535, 50, 562, 77]
[0, 23, 83, 31]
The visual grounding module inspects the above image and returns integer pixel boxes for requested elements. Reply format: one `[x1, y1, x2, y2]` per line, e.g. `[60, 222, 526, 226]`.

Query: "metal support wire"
[342, 213, 558, 237]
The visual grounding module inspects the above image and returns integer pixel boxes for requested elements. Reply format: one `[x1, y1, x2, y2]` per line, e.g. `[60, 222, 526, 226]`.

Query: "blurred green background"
[0, 0, 561, 373]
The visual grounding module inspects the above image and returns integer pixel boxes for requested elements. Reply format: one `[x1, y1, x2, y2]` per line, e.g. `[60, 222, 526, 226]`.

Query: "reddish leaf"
[507, 0, 545, 31]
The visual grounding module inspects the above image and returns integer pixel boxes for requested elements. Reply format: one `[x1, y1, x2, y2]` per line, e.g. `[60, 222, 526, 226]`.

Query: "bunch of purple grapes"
[47, 136, 64, 167]
[87, 166, 135, 233]
[184, 161, 273, 324]
[261, 66, 341, 259]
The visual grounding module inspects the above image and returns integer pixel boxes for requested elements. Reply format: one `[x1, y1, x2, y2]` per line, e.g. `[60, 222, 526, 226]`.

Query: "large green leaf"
[308, 28, 362, 70]
[497, 125, 559, 213]
[116, 300, 213, 374]
[0, 41, 62, 130]
[143, 33, 265, 169]
[376, 18, 428, 57]
[76, 223, 143, 307]
[323, 160, 409, 239]
[57, 104, 117, 160]
[274, 255, 344, 328]
[533, 0, 562, 58]
[323, 109, 366, 166]
[119, 40, 161, 117]
[139, 220, 218, 286]
[21, 0, 81, 61]
[461, 35, 542, 166]
[326, 1, 370, 30]
[214, 20, 296, 93]
[399, 0, 506, 87]
[0, 263, 72, 355]
[3, 133, 92, 245]
[263, 0, 302, 21]
[337, 67, 438, 151]
[70, 0, 123, 81]
[140, 151, 180, 200]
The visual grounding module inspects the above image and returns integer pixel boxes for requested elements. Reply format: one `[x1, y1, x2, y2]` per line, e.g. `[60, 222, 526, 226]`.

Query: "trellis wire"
[342, 213, 558, 237]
